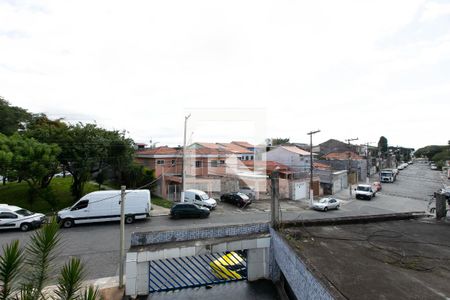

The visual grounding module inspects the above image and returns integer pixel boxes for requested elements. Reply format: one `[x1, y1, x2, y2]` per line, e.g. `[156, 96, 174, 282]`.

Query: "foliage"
[0, 134, 14, 185]
[121, 163, 155, 189]
[377, 136, 388, 156]
[270, 138, 290, 146]
[0, 222, 101, 300]
[0, 240, 23, 300]
[0, 97, 32, 136]
[0, 134, 61, 204]
[0, 177, 99, 214]
[152, 195, 173, 209]
[415, 145, 448, 161]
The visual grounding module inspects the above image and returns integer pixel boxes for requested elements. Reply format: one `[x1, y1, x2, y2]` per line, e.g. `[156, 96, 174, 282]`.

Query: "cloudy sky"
[1, 0, 449, 149]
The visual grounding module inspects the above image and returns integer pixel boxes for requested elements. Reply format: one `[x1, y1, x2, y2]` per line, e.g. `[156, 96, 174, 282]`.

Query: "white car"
[312, 198, 340, 211]
[184, 189, 217, 210]
[0, 204, 46, 231]
[355, 184, 376, 200]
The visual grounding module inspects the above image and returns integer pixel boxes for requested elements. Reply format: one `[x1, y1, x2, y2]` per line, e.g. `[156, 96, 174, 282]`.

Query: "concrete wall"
[266, 147, 310, 172]
[270, 228, 335, 300]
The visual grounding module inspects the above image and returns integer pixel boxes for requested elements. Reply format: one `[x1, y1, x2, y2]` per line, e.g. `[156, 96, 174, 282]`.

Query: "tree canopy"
[0, 97, 32, 136]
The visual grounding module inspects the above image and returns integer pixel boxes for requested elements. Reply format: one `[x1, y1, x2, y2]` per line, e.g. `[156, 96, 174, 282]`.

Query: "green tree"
[378, 136, 388, 156]
[270, 138, 290, 146]
[0, 134, 14, 185]
[3, 134, 60, 204]
[0, 97, 32, 136]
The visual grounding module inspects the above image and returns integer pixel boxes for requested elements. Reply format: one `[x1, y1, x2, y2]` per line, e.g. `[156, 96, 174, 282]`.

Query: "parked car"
[312, 198, 340, 212]
[220, 192, 252, 208]
[57, 190, 151, 228]
[430, 164, 438, 170]
[355, 184, 376, 200]
[0, 204, 46, 231]
[184, 189, 217, 210]
[239, 187, 256, 200]
[54, 171, 72, 178]
[372, 181, 382, 192]
[170, 203, 210, 219]
[210, 251, 246, 280]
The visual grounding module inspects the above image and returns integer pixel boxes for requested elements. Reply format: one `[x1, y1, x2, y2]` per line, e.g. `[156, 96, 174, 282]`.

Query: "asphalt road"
[0, 163, 446, 281]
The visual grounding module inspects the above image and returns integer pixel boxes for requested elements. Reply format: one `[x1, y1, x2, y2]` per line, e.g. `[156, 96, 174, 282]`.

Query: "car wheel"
[125, 215, 134, 224]
[62, 219, 74, 228]
[20, 223, 31, 232]
[324, 207, 328, 212]
[336, 205, 340, 209]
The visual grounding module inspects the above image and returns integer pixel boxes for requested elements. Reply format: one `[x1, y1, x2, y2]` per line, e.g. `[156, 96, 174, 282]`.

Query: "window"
[71, 200, 89, 211]
[250, 156, 254, 160]
[195, 195, 201, 200]
[211, 160, 218, 167]
[156, 160, 165, 165]
[195, 161, 202, 168]
[220, 160, 225, 165]
[171, 160, 176, 166]
[0, 212, 18, 219]
[238, 157, 242, 160]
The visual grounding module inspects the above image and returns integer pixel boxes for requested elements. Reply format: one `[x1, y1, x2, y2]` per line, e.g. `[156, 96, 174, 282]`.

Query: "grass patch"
[152, 196, 173, 209]
[0, 178, 102, 214]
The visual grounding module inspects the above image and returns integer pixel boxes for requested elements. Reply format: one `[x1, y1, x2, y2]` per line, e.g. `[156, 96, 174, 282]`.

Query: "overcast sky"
[1, 0, 449, 149]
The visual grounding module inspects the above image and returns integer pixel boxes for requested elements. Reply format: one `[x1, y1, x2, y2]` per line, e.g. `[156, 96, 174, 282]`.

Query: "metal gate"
[149, 250, 247, 293]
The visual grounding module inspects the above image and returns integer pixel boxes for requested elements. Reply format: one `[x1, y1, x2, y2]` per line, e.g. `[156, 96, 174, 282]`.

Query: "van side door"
[70, 200, 89, 223]
[194, 194, 203, 206]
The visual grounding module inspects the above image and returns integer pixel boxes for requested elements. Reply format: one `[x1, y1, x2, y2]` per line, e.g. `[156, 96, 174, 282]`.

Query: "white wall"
[266, 147, 309, 172]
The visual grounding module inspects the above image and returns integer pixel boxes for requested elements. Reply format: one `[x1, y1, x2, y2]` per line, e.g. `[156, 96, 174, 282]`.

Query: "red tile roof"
[314, 162, 331, 170]
[242, 160, 290, 172]
[231, 141, 254, 148]
[217, 143, 253, 154]
[324, 151, 363, 160]
[136, 146, 179, 155]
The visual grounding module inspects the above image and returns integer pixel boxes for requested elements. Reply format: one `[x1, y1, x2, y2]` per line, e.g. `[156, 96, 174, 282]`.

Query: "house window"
[238, 157, 242, 160]
[157, 160, 165, 165]
[171, 160, 176, 166]
[211, 160, 218, 167]
[250, 156, 254, 160]
[219, 160, 225, 165]
[195, 161, 202, 168]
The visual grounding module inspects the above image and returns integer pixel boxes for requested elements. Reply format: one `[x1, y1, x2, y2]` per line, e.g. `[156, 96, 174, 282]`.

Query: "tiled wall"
[270, 228, 335, 300]
[131, 223, 270, 246]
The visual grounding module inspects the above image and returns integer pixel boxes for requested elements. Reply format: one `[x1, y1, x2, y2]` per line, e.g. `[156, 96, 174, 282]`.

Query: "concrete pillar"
[126, 253, 149, 297]
[247, 248, 270, 281]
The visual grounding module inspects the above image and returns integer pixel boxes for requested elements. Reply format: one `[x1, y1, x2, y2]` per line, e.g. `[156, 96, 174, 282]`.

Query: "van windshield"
[201, 194, 209, 200]
[357, 186, 370, 192]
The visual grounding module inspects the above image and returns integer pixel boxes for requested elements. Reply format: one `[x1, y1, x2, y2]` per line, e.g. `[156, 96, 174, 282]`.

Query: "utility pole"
[345, 138, 358, 198]
[271, 170, 280, 228]
[364, 142, 374, 184]
[119, 185, 126, 288]
[181, 114, 191, 203]
[307, 130, 320, 206]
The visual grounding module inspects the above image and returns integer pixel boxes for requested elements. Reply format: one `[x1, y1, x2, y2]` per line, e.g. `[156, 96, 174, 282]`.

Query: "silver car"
[312, 198, 340, 212]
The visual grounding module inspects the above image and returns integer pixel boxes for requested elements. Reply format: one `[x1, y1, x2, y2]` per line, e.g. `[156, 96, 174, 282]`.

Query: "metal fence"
[149, 251, 247, 293]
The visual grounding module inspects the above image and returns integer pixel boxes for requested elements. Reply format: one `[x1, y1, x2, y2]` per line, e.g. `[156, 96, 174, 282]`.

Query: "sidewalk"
[150, 204, 170, 216]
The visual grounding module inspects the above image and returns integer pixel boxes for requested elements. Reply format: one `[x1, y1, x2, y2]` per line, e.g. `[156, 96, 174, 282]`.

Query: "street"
[0, 163, 446, 281]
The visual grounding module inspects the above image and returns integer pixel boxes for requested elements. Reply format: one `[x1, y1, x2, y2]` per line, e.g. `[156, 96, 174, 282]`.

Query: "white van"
[57, 190, 151, 228]
[0, 204, 46, 231]
[184, 189, 217, 209]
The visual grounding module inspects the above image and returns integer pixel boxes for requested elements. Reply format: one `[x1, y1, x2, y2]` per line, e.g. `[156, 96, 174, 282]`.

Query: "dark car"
[220, 192, 252, 208]
[170, 203, 210, 219]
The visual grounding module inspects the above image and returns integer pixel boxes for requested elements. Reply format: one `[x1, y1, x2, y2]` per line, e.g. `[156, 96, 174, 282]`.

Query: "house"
[231, 141, 255, 152]
[265, 145, 313, 173]
[318, 150, 368, 184]
[318, 139, 364, 156]
[190, 142, 254, 161]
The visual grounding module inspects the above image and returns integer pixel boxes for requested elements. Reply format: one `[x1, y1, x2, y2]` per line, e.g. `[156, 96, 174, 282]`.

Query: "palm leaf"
[80, 285, 102, 300]
[0, 240, 23, 300]
[54, 257, 85, 300]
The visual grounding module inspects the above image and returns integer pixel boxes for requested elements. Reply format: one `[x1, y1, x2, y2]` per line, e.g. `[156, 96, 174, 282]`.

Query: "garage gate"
[149, 251, 247, 293]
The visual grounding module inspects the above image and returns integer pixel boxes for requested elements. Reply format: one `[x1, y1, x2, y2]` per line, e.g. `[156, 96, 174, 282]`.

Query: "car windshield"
[201, 194, 209, 200]
[14, 209, 33, 216]
[357, 186, 370, 191]
[319, 199, 328, 203]
[380, 172, 391, 176]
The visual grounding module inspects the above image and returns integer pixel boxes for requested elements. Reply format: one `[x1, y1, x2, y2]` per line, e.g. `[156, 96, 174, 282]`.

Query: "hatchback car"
[210, 251, 246, 280]
[220, 192, 252, 208]
[170, 203, 210, 219]
[312, 198, 340, 212]
[0, 204, 46, 231]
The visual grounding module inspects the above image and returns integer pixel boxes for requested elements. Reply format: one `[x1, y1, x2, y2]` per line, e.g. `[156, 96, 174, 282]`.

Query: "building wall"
[266, 147, 310, 172]
[270, 228, 336, 300]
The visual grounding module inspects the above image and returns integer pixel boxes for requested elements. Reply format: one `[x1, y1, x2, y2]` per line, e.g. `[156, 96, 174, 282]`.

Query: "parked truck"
[380, 169, 396, 183]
